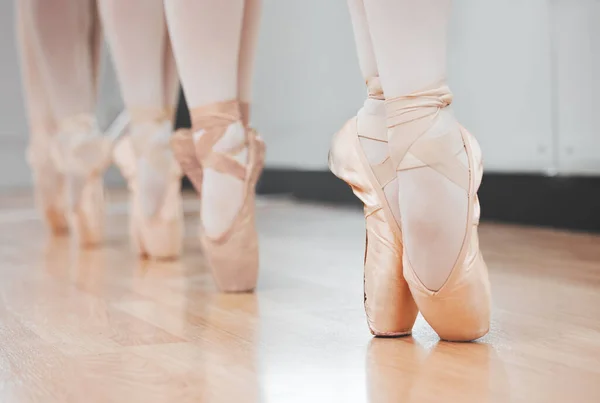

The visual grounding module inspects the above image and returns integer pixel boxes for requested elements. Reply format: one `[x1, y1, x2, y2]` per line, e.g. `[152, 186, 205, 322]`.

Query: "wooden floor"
[0, 189, 599, 403]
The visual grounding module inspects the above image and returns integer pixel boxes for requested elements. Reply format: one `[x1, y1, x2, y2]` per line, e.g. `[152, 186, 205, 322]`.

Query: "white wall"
[0, 0, 32, 189]
[252, 0, 364, 170]
[1, 0, 599, 192]
[553, 0, 600, 174]
[448, 0, 554, 173]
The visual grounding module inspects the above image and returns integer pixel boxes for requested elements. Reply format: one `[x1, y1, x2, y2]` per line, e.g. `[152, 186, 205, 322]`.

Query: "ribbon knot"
[385, 84, 453, 129]
[190, 100, 241, 162]
[366, 76, 384, 100]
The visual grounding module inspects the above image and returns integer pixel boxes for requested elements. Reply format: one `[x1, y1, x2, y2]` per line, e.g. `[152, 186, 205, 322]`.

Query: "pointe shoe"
[51, 114, 113, 248]
[27, 132, 69, 235]
[385, 83, 491, 341]
[171, 100, 265, 292]
[328, 77, 418, 336]
[113, 115, 183, 260]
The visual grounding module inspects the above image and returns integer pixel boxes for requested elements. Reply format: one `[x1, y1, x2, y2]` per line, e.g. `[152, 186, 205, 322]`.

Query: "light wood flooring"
[0, 189, 599, 403]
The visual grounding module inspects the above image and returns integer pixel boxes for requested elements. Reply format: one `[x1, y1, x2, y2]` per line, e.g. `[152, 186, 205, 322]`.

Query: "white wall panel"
[553, 0, 600, 175]
[448, 0, 555, 173]
[252, 0, 364, 170]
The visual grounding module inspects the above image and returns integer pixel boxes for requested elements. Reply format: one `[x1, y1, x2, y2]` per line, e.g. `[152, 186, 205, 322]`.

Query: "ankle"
[29, 120, 56, 139]
[240, 101, 250, 127]
[190, 100, 241, 130]
[190, 100, 245, 157]
[129, 107, 171, 126]
[358, 76, 386, 131]
[357, 77, 388, 165]
[58, 114, 98, 138]
[129, 120, 171, 145]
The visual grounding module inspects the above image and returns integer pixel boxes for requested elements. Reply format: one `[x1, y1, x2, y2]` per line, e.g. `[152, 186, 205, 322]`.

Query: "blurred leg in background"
[99, 0, 183, 259]
[16, 0, 67, 235]
[90, 3, 103, 98]
[237, 0, 261, 127]
[167, 0, 265, 292]
[362, 0, 491, 341]
[162, 23, 180, 121]
[17, 0, 111, 248]
[327, 0, 419, 337]
[21, 0, 97, 121]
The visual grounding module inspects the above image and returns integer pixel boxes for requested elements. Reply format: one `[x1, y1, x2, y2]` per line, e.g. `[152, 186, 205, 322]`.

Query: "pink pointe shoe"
[50, 114, 112, 247]
[385, 83, 491, 341]
[113, 113, 184, 260]
[329, 77, 419, 336]
[171, 100, 265, 292]
[27, 130, 69, 235]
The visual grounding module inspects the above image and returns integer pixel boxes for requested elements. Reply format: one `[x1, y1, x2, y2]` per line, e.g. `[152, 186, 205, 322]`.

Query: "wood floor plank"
[0, 190, 598, 402]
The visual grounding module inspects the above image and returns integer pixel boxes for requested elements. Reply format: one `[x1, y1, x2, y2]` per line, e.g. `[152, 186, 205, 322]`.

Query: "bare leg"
[237, 0, 261, 126]
[363, 0, 468, 291]
[165, 0, 246, 238]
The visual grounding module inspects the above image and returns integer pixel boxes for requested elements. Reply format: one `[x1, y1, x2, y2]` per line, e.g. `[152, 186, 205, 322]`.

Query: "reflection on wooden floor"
[0, 190, 599, 402]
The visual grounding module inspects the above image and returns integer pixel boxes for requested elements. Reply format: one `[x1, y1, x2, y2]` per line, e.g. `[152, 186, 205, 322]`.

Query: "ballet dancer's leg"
[347, 0, 387, 165]
[16, 0, 68, 234]
[362, 0, 490, 341]
[21, 0, 112, 247]
[167, 0, 264, 291]
[348, 0, 378, 81]
[166, 0, 245, 238]
[23, 0, 97, 122]
[237, 0, 261, 126]
[98, 0, 166, 114]
[363, 0, 450, 97]
[90, 2, 103, 96]
[99, 0, 183, 258]
[16, 1, 55, 137]
[162, 29, 179, 120]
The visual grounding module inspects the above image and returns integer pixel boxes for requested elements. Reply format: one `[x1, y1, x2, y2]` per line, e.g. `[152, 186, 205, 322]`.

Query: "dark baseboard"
[251, 169, 600, 232]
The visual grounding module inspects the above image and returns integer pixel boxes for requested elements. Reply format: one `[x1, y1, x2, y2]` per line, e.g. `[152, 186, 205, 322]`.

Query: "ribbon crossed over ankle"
[358, 76, 395, 189]
[121, 108, 181, 178]
[384, 84, 469, 191]
[52, 114, 112, 177]
[366, 77, 384, 101]
[190, 100, 247, 181]
[129, 107, 173, 125]
[171, 100, 248, 195]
